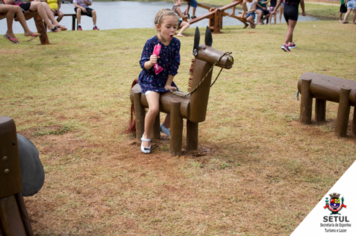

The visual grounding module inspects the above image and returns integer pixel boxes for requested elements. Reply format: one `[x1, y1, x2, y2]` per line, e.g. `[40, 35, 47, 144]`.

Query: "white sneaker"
[141, 135, 151, 154]
[160, 124, 170, 136]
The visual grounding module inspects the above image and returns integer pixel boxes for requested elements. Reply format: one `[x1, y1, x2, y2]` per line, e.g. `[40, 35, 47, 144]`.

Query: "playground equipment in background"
[0, 116, 44, 236]
[183, 0, 247, 33]
[129, 27, 234, 156]
[298, 72, 356, 137]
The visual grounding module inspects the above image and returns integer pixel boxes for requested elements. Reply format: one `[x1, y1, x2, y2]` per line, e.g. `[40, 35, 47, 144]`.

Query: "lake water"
[0, 1, 319, 34]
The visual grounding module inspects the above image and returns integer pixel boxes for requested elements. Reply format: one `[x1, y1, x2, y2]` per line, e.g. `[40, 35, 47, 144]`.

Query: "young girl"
[273, 0, 305, 52]
[138, 9, 180, 154]
[172, 0, 190, 37]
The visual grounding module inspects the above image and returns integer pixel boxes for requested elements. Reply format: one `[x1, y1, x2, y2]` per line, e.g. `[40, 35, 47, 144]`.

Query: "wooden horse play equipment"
[0, 116, 45, 236]
[298, 72, 356, 137]
[183, 0, 248, 33]
[130, 27, 234, 156]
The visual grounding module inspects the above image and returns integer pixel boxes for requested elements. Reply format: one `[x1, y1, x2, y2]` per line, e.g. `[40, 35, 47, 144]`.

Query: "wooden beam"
[188, 10, 216, 25]
[222, 11, 247, 24]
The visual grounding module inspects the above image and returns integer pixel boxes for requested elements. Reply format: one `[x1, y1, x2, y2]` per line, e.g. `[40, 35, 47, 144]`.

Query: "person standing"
[342, 0, 356, 24]
[273, 0, 305, 52]
[73, 0, 99, 30]
[186, 0, 198, 19]
[339, 0, 348, 23]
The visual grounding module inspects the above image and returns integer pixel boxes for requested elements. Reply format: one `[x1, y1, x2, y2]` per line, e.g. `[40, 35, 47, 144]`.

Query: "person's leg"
[247, 15, 255, 28]
[40, 2, 64, 27]
[177, 22, 190, 36]
[162, 114, 170, 129]
[230, 5, 236, 15]
[0, 5, 17, 40]
[57, 10, 63, 22]
[256, 9, 263, 24]
[92, 9, 97, 26]
[242, 0, 248, 18]
[143, 92, 160, 148]
[279, 6, 284, 23]
[192, 7, 196, 17]
[285, 19, 296, 45]
[76, 7, 82, 25]
[29, 2, 58, 31]
[343, 9, 351, 23]
[186, 4, 190, 14]
[352, 9, 356, 24]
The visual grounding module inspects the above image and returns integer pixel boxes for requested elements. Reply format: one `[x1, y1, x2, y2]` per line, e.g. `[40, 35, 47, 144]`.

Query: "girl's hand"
[165, 85, 177, 91]
[150, 54, 158, 65]
[302, 11, 306, 16]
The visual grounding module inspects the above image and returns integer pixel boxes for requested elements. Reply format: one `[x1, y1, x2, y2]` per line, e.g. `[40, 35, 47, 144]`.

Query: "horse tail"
[125, 79, 139, 134]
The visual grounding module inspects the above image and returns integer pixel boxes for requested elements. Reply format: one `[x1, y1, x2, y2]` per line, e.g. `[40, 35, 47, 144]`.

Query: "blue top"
[138, 35, 180, 94]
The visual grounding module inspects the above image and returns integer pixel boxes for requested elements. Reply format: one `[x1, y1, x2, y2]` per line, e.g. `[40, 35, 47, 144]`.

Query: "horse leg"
[170, 102, 183, 156]
[134, 92, 145, 142]
[186, 120, 198, 151]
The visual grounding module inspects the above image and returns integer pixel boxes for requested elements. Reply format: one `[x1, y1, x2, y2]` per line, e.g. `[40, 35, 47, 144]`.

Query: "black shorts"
[256, 7, 270, 15]
[14, 2, 31, 18]
[340, 4, 347, 13]
[284, 4, 299, 22]
[74, 7, 93, 17]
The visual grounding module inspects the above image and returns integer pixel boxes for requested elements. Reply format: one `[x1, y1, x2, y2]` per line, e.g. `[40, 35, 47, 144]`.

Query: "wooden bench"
[44, 13, 78, 31]
[298, 72, 356, 137]
[62, 13, 77, 31]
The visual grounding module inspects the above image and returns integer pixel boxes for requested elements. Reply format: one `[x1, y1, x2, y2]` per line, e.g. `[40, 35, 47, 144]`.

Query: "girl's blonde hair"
[154, 9, 179, 26]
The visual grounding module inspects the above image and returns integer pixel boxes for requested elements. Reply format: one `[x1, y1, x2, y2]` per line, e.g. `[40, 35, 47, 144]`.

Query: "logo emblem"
[324, 193, 347, 215]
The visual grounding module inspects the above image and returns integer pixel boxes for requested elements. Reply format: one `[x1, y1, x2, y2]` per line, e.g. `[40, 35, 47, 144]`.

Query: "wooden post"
[209, 8, 216, 32]
[315, 99, 326, 122]
[335, 87, 351, 137]
[134, 92, 145, 142]
[153, 112, 160, 139]
[214, 9, 222, 33]
[0, 196, 27, 236]
[33, 14, 49, 45]
[170, 102, 183, 156]
[186, 120, 198, 151]
[14, 193, 34, 236]
[300, 79, 313, 124]
[353, 107, 356, 135]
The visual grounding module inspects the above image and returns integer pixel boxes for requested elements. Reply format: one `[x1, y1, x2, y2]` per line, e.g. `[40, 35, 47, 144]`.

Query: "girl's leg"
[192, 7, 196, 17]
[353, 9, 356, 24]
[285, 19, 297, 44]
[29, 2, 55, 30]
[40, 2, 63, 27]
[57, 10, 63, 22]
[273, 12, 277, 23]
[143, 92, 160, 148]
[0, 5, 16, 39]
[177, 22, 190, 36]
[11, 6, 40, 37]
[279, 6, 284, 23]
[162, 114, 170, 129]
[230, 5, 236, 15]
[242, 0, 248, 18]
[343, 9, 351, 23]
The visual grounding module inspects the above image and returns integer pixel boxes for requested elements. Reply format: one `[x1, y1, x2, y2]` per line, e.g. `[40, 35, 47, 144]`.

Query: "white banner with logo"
[291, 161, 356, 235]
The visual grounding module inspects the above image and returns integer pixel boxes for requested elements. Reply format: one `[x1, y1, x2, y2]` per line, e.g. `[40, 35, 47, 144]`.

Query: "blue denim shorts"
[187, 0, 198, 8]
[347, 1, 356, 9]
[246, 12, 256, 19]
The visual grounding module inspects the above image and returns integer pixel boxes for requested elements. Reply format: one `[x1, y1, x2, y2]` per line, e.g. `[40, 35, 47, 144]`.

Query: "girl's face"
[156, 15, 178, 44]
[176, 0, 183, 6]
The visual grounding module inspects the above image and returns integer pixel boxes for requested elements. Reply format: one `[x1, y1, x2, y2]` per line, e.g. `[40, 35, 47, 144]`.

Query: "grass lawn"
[1, 21, 356, 235]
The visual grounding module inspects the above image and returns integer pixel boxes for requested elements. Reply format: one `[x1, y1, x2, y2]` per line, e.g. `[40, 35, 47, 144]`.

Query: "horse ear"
[193, 27, 200, 56]
[205, 26, 213, 47]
